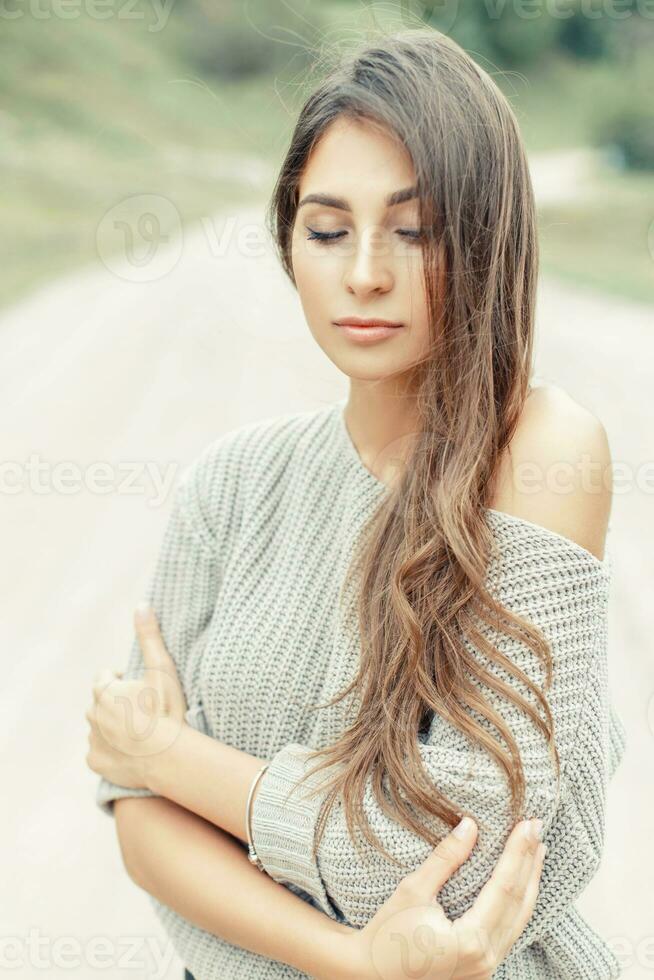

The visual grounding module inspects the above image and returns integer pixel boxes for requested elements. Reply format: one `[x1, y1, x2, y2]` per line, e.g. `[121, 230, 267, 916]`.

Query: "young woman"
[86, 26, 624, 980]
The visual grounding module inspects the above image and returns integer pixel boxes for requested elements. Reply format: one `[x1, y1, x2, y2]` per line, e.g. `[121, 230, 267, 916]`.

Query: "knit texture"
[96, 397, 626, 980]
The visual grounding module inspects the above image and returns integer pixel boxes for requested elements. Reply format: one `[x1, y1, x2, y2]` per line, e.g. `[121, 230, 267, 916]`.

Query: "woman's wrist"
[143, 720, 268, 842]
[142, 715, 186, 793]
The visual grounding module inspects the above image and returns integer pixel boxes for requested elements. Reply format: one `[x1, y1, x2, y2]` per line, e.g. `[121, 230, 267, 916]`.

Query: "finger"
[134, 603, 168, 690]
[512, 840, 546, 935]
[134, 604, 186, 715]
[493, 838, 547, 962]
[404, 816, 478, 899]
[466, 818, 541, 935]
[135, 604, 173, 672]
[502, 818, 541, 902]
[495, 819, 542, 936]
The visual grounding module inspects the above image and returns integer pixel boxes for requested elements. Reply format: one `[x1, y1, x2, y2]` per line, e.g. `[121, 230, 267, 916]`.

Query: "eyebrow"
[297, 185, 418, 211]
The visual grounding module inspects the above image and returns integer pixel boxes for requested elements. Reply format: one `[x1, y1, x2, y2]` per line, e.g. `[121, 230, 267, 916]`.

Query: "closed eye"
[306, 228, 424, 244]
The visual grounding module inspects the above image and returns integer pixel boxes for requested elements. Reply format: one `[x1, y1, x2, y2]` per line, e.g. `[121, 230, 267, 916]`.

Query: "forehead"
[298, 116, 417, 205]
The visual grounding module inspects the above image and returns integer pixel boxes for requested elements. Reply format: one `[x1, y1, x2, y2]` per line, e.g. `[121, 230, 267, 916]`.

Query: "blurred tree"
[591, 52, 654, 171]
[558, 11, 609, 59]
[577, 7, 654, 172]
[421, 0, 635, 68]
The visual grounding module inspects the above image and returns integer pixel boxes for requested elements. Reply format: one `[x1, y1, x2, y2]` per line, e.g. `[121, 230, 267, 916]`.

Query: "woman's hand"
[85, 604, 188, 790]
[343, 816, 545, 980]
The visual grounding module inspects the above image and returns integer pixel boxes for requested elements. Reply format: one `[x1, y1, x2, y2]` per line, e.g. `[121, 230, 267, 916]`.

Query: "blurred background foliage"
[1, 0, 652, 308]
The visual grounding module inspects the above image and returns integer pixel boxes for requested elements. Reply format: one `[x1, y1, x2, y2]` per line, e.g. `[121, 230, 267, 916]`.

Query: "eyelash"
[305, 228, 424, 244]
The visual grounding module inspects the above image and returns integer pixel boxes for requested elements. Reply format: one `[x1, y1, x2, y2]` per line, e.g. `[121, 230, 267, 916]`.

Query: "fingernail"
[135, 601, 151, 622]
[523, 818, 543, 841]
[453, 816, 475, 839]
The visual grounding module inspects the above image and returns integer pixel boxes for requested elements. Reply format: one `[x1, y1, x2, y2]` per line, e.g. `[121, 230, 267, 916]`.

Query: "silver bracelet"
[245, 763, 269, 871]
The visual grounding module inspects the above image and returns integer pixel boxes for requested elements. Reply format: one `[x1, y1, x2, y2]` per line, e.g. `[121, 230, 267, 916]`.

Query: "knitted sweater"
[96, 396, 626, 980]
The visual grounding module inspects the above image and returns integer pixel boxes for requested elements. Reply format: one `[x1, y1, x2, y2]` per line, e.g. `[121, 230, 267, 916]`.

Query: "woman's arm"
[139, 481, 614, 931]
[142, 718, 269, 844]
[113, 795, 355, 980]
[113, 795, 546, 980]
[95, 434, 235, 816]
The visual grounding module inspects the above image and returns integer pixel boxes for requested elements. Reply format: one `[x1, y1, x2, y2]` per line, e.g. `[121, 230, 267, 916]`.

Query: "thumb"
[134, 603, 183, 709]
[134, 603, 168, 669]
[409, 816, 478, 897]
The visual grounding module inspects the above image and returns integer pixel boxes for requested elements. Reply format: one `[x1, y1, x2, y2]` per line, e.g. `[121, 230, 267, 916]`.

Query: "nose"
[343, 224, 394, 297]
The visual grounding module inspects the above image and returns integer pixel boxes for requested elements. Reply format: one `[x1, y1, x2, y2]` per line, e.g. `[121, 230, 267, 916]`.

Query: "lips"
[333, 317, 403, 328]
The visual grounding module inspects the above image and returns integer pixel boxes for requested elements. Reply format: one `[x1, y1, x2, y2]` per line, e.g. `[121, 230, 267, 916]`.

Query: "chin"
[332, 353, 411, 383]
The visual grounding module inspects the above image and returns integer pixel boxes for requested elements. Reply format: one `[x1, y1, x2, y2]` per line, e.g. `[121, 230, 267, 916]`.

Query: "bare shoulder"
[490, 383, 613, 560]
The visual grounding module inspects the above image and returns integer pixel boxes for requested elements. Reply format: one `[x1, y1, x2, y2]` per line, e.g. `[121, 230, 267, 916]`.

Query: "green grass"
[0, 8, 297, 309]
[537, 165, 654, 305]
[496, 54, 611, 154]
[494, 54, 653, 303]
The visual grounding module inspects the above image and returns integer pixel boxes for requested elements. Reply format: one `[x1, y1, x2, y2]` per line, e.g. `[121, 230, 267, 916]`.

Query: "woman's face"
[290, 115, 434, 385]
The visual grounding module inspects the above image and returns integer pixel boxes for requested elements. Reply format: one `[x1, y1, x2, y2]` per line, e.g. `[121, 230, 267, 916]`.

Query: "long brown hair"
[266, 26, 559, 868]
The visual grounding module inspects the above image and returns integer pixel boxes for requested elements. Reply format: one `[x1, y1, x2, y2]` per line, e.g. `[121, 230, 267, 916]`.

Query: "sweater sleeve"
[250, 526, 616, 955]
[95, 437, 236, 817]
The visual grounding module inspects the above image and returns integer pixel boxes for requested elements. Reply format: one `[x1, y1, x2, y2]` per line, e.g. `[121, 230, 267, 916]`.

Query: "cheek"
[400, 256, 430, 333]
[291, 234, 340, 319]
